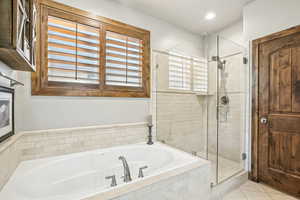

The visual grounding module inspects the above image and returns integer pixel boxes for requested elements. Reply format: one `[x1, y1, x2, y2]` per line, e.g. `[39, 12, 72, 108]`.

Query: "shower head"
[211, 56, 226, 70]
[211, 56, 219, 62]
[218, 60, 226, 70]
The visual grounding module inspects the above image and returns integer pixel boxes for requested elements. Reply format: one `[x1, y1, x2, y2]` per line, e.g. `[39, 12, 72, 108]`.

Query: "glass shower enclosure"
[154, 35, 248, 185]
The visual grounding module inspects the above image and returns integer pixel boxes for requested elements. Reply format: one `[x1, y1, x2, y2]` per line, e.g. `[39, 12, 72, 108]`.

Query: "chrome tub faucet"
[105, 175, 117, 187]
[118, 156, 132, 183]
[138, 166, 148, 178]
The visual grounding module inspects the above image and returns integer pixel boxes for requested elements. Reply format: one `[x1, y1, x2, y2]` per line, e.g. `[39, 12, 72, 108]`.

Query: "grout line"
[239, 188, 250, 200]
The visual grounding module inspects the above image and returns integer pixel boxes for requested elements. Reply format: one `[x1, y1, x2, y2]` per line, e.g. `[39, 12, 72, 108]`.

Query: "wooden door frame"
[250, 25, 300, 181]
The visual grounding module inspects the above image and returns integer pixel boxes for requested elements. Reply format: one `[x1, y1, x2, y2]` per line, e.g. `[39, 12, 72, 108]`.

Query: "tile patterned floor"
[197, 151, 242, 183]
[222, 181, 300, 200]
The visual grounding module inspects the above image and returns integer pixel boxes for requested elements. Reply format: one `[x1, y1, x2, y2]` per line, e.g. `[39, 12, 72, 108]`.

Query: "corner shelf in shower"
[195, 93, 214, 96]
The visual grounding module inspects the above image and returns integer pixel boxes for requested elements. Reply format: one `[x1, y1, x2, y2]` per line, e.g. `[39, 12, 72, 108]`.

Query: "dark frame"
[0, 86, 14, 143]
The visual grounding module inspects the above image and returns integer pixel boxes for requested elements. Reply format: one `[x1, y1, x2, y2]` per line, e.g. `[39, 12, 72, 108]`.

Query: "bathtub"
[0, 142, 211, 200]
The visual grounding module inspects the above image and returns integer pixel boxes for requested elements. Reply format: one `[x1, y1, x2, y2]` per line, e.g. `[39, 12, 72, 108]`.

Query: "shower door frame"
[212, 35, 247, 185]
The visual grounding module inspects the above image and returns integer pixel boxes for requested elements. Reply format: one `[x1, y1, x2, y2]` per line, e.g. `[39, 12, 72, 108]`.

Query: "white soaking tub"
[0, 142, 211, 200]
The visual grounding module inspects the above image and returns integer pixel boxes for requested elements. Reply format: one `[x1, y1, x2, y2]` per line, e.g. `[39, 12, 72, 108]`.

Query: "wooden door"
[252, 26, 300, 197]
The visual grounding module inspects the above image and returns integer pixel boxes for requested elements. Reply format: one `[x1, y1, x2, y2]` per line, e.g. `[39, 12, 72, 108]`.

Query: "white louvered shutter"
[47, 16, 100, 84]
[168, 53, 192, 90]
[193, 58, 208, 93]
[105, 31, 143, 87]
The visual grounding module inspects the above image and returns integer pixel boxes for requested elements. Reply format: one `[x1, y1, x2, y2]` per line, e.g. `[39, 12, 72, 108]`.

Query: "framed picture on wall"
[0, 86, 14, 143]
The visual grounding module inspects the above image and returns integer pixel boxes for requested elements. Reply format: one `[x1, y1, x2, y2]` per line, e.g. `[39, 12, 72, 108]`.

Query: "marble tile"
[223, 189, 247, 200]
[111, 164, 211, 200]
[222, 181, 300, 200]
[197, 151, 243, 184]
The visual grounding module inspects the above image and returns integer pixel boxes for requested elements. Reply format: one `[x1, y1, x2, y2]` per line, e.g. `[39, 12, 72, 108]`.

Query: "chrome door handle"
[260, 117, 268, 124]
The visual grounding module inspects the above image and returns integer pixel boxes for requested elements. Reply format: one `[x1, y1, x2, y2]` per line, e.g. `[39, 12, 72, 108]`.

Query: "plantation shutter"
[47, 16, 100, 84]
[168, 53, 192, 90]
[193, 58, 208, 93]
[105, 31, 143, 87]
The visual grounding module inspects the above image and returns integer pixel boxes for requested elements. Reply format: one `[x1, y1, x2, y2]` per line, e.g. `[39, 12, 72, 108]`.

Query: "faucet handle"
[138, 166, 148, 178]
[105, 175, 117, 187]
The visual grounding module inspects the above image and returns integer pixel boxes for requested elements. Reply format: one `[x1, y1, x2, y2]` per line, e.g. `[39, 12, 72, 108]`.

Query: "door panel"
[292, 47, 300, 112]
[258, 31, 300, 197]
[269, 116, 300, 177]
[270, 48, 292, 112]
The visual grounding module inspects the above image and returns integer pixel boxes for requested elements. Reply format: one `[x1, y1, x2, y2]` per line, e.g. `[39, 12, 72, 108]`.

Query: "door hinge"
[242, 153, 247, 160]
[243, 57, 248, 64]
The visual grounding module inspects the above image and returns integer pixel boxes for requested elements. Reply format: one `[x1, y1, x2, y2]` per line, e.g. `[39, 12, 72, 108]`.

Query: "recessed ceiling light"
[205, 12, 216, 20]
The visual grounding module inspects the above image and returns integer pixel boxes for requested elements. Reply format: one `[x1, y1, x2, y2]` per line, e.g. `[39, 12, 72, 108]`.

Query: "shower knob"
[260, 117, 268, 124]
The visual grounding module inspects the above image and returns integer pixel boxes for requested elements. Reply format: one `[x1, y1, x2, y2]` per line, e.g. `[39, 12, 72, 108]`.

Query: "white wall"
[14, 0, 203, 132]
[205, 20, 245, 60]
[218, 20, 244, 47]
[56, 0, 204, 57]
[244, 0, 300, 41]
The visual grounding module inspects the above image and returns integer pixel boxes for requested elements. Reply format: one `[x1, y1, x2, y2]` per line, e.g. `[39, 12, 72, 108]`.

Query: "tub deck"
[0, 142, 210, 200]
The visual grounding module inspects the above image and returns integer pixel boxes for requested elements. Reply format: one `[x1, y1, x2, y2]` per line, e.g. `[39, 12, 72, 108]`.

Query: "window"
[47, 16, 100, 85]
[105, 31, 143, 87]
[32, 1, 150, 97]
[168, 52, 208, 93]
[193, 58, 208, 93]
[168, 53, 192, 90]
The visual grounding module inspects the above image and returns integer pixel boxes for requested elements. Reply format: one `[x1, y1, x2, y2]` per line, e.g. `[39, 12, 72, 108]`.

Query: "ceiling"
[112, 0, 253, 35]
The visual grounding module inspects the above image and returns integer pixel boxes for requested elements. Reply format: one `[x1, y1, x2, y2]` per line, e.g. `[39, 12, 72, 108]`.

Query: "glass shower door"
[216, 36, 247, 183]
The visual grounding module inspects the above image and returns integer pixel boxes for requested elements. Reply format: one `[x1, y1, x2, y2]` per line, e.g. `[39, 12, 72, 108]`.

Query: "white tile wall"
[156, 92, 206, 154]
[18, 123, 148, 161]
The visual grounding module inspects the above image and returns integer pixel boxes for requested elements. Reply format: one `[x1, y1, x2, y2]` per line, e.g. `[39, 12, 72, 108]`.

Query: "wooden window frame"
[32, 0, 150, 97]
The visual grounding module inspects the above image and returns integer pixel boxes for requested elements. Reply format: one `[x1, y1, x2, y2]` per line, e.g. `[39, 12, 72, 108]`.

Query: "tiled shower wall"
[207, 53, 246, 162]
[154, 52, 207, 156]
[154, 47, 246, 164]
[156, 92, 207, 154]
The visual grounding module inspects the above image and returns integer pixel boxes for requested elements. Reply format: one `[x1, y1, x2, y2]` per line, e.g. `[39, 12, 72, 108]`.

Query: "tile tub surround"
[19, 122, 148, 161]
[0, 122, 148, 191]
[108, 162, 211, 200]
[0, 135, 22, 191]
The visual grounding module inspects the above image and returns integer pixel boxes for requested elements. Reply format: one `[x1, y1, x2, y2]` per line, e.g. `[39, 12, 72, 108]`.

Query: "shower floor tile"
[197, 151, 242, 184]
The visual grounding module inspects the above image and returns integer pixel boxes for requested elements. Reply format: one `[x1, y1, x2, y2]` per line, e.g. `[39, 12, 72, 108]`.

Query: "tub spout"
[118, 156, 132, 182]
